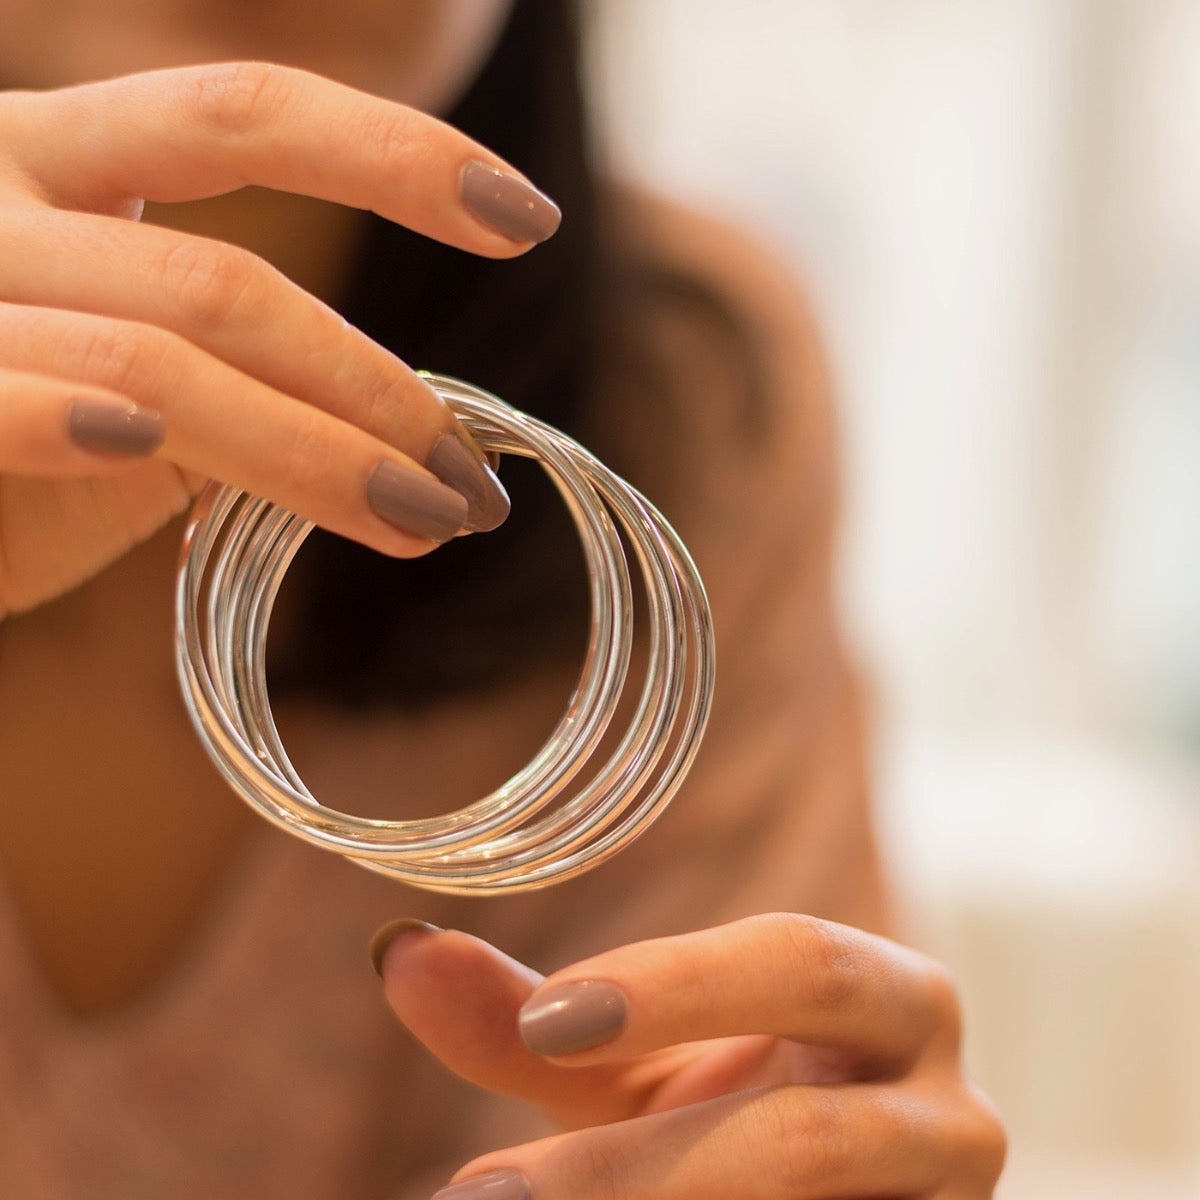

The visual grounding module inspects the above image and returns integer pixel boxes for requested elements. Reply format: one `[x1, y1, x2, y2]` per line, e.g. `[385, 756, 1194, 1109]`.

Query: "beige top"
[0, 193, 887, 1197]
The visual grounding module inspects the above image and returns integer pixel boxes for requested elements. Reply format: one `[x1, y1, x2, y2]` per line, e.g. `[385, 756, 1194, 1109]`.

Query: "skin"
[381, 916, 1007, 1199]
[0, 5, 1006, 1196]
[0, 0, 513, 109]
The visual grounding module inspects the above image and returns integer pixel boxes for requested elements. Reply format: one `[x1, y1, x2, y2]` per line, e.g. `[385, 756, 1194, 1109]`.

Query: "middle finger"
[0, 207, 508, 531]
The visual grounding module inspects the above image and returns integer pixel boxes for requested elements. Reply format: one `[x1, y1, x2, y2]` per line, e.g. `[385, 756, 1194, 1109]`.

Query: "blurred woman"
[0, 2, 1004, 1196]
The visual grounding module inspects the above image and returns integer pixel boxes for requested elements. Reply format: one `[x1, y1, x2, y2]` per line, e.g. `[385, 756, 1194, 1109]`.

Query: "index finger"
[4, 62, 561, 252]
[376, 923, 643, 1129]
[518, 913, 963, 1073]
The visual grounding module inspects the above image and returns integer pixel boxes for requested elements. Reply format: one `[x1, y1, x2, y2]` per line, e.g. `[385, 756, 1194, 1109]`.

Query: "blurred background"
[587, 2, 1200, 1196]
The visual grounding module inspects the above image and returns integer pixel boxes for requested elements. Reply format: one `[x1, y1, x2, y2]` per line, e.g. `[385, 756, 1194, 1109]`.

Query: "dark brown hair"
[269, 0, 600, 707]
[269, 0, 764, 710]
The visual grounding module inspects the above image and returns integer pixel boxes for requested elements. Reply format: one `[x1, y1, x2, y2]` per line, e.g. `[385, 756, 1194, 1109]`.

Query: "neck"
[0, 521, 257, 1015]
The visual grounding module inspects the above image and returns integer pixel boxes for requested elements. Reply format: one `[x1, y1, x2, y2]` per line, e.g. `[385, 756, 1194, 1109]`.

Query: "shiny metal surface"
[175, 375, 714, 894]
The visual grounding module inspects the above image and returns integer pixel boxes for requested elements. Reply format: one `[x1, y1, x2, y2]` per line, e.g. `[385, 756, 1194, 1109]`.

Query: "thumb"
[371, 920, 632, 1127]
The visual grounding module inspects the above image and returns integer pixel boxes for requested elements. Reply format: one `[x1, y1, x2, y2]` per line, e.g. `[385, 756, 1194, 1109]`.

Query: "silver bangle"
[174, 374, 715, 895]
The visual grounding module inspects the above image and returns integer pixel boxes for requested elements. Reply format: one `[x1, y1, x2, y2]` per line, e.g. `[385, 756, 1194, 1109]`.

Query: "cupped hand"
[0, 62, 559, 616]
[375, 913, 1006, 1200]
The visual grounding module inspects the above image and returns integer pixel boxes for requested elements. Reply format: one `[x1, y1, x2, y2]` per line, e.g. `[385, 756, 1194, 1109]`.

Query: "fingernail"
[68, 399, 164, 456]
[428, 432, 510, 533]
[366, 461, 467, 542]
[461, 160, 562, 244]
[518, 980, 627, 1056]
[368, 918, 440, 977]
[431, 1168, 531, 1200]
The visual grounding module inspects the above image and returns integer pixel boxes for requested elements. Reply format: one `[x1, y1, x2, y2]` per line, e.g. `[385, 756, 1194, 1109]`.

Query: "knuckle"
[352, 101, 424, 174]
[73, 318, 170, 396]
[187, 62, 284, 136]
[569, 1136, 635, 1200]
[956, 1085, 1009, 1187]
[749, 1088, 848, 1193]
[771, 912, 862, 1013]
[924, 1079, 1008, 1193]
[160, 240, 264, 331]
[917, 958, 964, 1050]
[278, 410, 337, 499]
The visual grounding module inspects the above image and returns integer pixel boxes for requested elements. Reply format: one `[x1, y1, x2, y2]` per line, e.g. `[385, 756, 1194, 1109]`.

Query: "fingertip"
[67, 397, 165, 458]
[427, 431, 510, 533]
[430, 1167, 531, 1200]
[369, 917, 441, 978]
[364, 459, 468, 543]
[0, 374, 166, 478]
[459, 160, 561, 247]
[518, 980, 628, 1058]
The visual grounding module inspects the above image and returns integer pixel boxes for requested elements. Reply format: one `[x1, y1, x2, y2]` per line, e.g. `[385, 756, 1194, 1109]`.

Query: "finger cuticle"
[518, 980, 627, 1057]
[430, 1168, 531, 1200]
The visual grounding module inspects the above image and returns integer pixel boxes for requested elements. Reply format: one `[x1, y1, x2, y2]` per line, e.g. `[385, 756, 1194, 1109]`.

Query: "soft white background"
[588, 3, 1200, 1196]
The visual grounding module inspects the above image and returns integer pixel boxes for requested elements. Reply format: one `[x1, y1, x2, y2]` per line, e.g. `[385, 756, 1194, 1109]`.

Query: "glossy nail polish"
[430, 1168, 531, 1200]
[518, 980, 627, 1056]
[366, 461, 467, 542]
[368, 918, 440, 977]
[461, 160, 561, 244]
[68, 399, 164, 456]
[428, 432, 510, 533]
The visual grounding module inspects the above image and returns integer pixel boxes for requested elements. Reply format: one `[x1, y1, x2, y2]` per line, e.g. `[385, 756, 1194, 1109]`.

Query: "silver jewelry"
[175, 374, 714, 895]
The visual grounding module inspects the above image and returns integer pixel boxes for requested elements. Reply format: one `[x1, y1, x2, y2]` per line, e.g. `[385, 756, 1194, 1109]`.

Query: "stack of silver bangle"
[175, 374, 714, 895]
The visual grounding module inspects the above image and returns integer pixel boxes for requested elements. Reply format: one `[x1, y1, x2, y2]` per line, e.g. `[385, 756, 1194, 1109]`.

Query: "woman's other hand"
[375, 914, 1006, 1200]
[0, 62, 559, 615]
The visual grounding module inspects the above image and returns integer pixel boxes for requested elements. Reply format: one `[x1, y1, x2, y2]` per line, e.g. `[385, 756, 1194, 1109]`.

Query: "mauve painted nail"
[68, 399, 164, 456]
[365, 461, 467, 543]
[428, 432, 510, 533]
[430, 1168, 531, 1200]
[519, 980, 627, 1056]
[460, 161, 562, 244]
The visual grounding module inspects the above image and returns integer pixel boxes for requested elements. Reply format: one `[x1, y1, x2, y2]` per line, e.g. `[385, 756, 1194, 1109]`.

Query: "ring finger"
[0, 302, 469, 551]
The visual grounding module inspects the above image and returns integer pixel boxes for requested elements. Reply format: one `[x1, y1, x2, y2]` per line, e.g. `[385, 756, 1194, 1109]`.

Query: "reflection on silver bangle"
[174, 374, 715, 895]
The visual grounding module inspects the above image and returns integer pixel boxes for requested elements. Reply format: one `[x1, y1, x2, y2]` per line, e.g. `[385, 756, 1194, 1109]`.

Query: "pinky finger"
[0, 368, 164, 476]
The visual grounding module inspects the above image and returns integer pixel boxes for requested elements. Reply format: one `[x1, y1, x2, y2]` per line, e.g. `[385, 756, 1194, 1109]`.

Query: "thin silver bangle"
[174, 374, 715, 895]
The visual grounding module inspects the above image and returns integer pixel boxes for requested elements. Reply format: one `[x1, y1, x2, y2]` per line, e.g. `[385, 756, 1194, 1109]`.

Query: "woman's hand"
[0, 62, 559, 616]
[375, 913, 1006, 1200]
